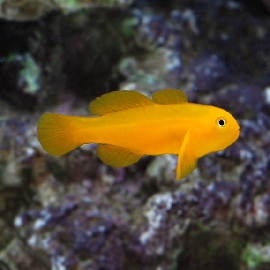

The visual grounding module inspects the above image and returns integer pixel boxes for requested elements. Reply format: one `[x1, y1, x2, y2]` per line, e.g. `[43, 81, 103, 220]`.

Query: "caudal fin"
[37, 113, 85, 156]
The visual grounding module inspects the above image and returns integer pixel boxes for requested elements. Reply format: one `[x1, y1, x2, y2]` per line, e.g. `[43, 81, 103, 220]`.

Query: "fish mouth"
[234, 128, 240, 139]
[236, 128, 241, 139]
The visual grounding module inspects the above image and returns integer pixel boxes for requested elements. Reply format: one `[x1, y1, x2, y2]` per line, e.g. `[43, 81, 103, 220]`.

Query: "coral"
[118, 47, 182, 92]
[18, 53, 41, 95]
[212, 83, 265, 118]
[0, 53, 39, 110]
[242, 243, 270, 270]
[0, 0, 133, 21]
[140, 193, 173, 249]
[15, 192, 126, 269]
[189, 54, 228, 92]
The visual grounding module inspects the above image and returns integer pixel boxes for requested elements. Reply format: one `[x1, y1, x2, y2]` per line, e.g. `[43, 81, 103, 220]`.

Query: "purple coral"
[190, 54, 228, 92]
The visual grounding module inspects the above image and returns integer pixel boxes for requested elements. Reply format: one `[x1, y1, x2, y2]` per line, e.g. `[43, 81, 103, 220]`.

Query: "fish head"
[207, 107, 240, 152]
[194, 105, 240, 157]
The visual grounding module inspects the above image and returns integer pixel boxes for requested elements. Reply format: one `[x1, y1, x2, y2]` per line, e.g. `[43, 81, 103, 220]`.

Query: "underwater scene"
[0, 0, 270, 269]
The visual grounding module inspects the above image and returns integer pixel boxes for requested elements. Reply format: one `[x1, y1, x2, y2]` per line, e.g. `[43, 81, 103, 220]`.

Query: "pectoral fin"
[176, 130, 197, 180]
[97, 144, 142, 167]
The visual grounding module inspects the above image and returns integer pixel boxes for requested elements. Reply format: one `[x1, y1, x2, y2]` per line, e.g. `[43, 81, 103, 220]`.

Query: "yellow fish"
[37, 89, 240, 180]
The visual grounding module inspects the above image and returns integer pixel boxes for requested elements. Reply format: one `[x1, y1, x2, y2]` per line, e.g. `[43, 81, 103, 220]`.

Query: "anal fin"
[176, 129, 197, 180]
[97, 144, 142, 167]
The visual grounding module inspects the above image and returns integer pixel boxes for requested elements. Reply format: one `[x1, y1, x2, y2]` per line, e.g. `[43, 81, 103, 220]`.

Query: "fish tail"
[37, 113, 90, 156]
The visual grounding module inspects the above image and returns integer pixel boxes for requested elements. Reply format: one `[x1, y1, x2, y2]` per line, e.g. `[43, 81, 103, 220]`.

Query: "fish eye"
[217, 117, 226, 127]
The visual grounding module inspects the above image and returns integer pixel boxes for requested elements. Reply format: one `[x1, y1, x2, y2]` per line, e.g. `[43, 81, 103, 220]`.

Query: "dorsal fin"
[152, 89, 188, 104]
[89, 90, 154, 115]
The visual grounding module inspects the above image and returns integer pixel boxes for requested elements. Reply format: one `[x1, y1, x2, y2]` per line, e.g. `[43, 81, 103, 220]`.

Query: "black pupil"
[219, 119, 225, 126]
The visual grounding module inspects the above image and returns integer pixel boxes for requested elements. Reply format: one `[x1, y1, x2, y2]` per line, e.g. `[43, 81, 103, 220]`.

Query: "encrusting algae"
[37, 89, 240, 180]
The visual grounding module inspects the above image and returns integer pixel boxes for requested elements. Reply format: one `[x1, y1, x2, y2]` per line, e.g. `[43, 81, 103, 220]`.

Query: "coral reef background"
[0, 0, 270, 269]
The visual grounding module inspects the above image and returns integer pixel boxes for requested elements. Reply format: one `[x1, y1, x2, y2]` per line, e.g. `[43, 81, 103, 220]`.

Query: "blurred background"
[0, 0, 269, 269]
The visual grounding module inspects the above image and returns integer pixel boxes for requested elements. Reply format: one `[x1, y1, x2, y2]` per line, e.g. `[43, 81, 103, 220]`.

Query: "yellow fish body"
[37, 89, 240, 180]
